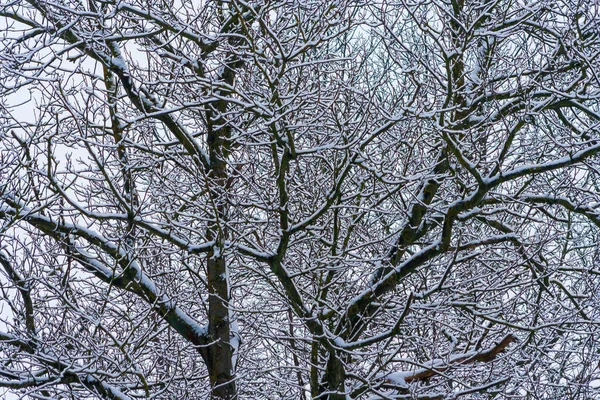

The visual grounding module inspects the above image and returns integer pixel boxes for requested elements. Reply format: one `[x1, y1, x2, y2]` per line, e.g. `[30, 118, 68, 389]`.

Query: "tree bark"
[321, 351, 346, 400]
[205, 108, 236, 398]
[207, 251, 235, 399]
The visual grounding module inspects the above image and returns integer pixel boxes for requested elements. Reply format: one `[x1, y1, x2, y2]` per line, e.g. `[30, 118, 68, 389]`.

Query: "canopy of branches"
[1, 0, 600, 399]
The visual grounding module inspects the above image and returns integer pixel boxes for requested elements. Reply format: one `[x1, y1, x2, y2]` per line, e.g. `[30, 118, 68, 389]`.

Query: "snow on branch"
[385, 334, 517, 387]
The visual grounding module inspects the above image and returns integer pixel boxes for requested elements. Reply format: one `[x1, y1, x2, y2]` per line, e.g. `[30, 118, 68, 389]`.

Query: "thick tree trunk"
[207, 250, 235, 399]
[205, 78, 236, 396]
[321, 352, 346, 400]
[205, 144, 236, 398]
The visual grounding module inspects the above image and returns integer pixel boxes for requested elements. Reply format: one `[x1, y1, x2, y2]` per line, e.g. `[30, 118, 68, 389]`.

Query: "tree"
[1, 0, 600, 398]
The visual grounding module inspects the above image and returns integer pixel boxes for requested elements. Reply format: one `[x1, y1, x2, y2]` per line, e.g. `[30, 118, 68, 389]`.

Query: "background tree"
[1, 0, 600, 399]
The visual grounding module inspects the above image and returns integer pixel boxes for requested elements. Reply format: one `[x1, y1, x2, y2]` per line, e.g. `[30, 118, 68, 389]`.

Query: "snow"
[384, 371, 410, 388]
[230, 318, 240, 372]
[0, 203, 210, 341]
[3, 1, 600, 398]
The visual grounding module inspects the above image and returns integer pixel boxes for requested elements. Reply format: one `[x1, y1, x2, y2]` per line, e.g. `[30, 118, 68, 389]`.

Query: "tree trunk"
[205, 134, 235, 398]
[207, 250, 235, 399]
[321, 351, 346, 400]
